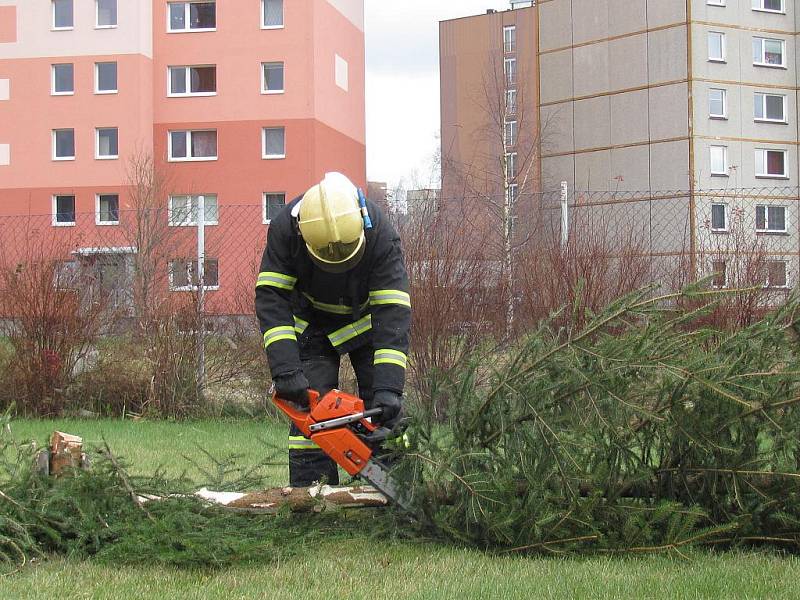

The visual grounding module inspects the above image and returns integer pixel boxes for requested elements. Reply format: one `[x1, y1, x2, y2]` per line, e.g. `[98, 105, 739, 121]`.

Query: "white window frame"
[506, 152, 517, 180]
[168, 194, 219, 226]
[503, 25, 516, 53]
[504, 57, 517, 86]
[51, 64, 74, 96]
[753, 37, 786, 68]
[707, 0, 726, 6]
[708, 31, 726, 63]
[167, 65, 217, 97]
[52, 129, 75, 161]
[166, 1, 216, 33]
[504, 120, 517, 148]
[169, 258, 220, 291]
[506, 88, 517, 116]
[95, 127, 119, 160]
[52, 0, 74, 31]
[754, 92, 787, 123]
[261, 0, 284, 30]
[755, 148, 788, 178]
[52, 194, 76, 227]
[261, 62, 285, 94]
[762, 260, 788, 289]
[756, 205, 788, 233]
[710, 145, 727, 176]
[262, 127, 286, 159]
[708, 88, 727, 119]
[710, 203, 728, 232]
[95, 0, 117, 28]
[752, 0, 785, 14]
[95, 62, 118, 94]
[711, 260, 728, 289]
[95, 193, 120, 225]
[262, 192, 286, 224]
[168, 129, 218, 162]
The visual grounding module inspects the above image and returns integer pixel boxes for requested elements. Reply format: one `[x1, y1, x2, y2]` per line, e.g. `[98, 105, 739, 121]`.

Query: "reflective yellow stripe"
[288, 435, 318, 450]
[257, 271, 297, 291]
[327, 315, 372, 347]
[302, 292, 370, 315]
[263, 325, 297, 348]
[293, 316, 309, 335]
[374, 348, 408, 369]
[369, 289, 411, 308]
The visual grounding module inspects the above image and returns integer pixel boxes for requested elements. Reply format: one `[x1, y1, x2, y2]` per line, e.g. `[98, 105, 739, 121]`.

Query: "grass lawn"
[4, 418, 800, 599]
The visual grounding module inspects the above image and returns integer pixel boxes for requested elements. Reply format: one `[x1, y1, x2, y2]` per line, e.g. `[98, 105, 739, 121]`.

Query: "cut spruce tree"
[394, 283, 800, 554]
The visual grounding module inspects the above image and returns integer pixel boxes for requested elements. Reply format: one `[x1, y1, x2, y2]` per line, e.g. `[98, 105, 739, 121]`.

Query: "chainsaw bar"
[359, 459, 410, 510]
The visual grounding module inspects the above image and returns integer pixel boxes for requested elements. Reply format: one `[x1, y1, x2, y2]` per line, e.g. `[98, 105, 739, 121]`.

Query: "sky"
[364, 0, 514, 189]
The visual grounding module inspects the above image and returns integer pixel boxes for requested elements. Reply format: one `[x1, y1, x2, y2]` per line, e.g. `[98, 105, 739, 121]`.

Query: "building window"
[168, 2, 216, 32]
[504, 120, 517, 148]
[95, 62, 118, 94]
[753, 37, 785, 67]
[96, 194, 119, 225]
[752, 0, 784, 12]
[261, 62, 284, 94]
[262, 127, 285, 159]
[96, 128, 118, 159]
[504, 25, 516, 53]
[168, 65, 217, 96]
[168, 194, 219, 226]
[506, 184, 518, 206]
[708, 88, 726, 118]
[52, 64, 74, 95]
[754, 92, 786, 122]
[335, 54, 349, 92]
[756, 205, 787, 232]
[262, 0, 284, 28]
[707, 0, 725, 5]
[170, 258, 219, 290]
[263, 193, 286, 224]
[96, 0, 117, 27]
[506, 152, 517, 180]
[708, 32, 725, 62]
[711, 260, 727, 288]
[710, 145, 727, 175]
[711, 203, 727, 232]
[168, 130, 217, 161]
[53, 195, 76, 226]
[762, 260, 788, 288]
[506, 89, 517, 115]
[504, 57, 517, 86]
[755, 148, 787, 177]
[52, 0, 73, 29]
[53, 129, 75, 160]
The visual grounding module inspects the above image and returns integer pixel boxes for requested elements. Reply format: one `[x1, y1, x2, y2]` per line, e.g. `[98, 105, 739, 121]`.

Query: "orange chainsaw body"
[273, 389, 378, 476]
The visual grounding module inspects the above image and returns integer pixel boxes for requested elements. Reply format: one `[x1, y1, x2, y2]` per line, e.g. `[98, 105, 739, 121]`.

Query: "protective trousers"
[288, 329, 374, 487]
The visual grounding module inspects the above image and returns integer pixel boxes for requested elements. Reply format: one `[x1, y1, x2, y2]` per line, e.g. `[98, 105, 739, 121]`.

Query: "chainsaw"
[272, 389, 409, 510]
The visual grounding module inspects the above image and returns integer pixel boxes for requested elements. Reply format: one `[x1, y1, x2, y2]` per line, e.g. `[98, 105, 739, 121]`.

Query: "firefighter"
[255, 172, 411, 487]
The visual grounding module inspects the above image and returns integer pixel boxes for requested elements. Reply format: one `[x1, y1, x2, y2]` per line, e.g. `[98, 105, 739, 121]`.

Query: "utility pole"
[196, 194, 206, 398]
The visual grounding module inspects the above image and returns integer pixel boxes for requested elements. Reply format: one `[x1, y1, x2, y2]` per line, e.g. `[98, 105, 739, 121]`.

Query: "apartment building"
[538, 0, 799, 288]
[0, 0, 365, 313]
[440, 4, 538, 206]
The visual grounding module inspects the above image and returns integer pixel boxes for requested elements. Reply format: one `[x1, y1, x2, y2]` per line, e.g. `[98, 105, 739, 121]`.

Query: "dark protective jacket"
[255, 197, 411, 394]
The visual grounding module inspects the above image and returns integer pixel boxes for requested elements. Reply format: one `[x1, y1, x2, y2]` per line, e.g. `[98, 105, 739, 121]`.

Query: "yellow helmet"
[298, 172, 365, 273]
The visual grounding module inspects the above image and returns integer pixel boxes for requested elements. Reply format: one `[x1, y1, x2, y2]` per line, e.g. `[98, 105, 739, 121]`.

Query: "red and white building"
[0, 0, 365, 314]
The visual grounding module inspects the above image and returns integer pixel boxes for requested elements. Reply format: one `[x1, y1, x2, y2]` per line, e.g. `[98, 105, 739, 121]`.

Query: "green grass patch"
[4, 418, 800, 599]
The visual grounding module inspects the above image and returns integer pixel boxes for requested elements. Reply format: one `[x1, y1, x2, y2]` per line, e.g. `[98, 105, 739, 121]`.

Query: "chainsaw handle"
[363, 408, 384, 419]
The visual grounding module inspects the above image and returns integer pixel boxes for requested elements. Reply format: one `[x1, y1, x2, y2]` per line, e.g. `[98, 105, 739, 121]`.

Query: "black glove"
[372, 390, 403, 429]
[273, 371, 310, 406]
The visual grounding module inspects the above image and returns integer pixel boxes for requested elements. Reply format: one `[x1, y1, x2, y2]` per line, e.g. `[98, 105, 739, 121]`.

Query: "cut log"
[194, 484, 390, 513]
[49, 431, 84, 476]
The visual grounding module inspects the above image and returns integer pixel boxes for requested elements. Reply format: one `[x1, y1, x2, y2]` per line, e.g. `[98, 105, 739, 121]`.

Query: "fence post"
[196, 195, 206, 398]
[560, 181, 569, 250]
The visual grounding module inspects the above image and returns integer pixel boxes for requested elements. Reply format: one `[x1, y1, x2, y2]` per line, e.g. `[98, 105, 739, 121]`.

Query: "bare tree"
[441, 53, 542, 340]
[123, 150, 175, 333]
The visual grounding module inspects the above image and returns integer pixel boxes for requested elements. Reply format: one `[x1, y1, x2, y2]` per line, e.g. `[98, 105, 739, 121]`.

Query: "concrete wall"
[538, 0, 690, 193]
